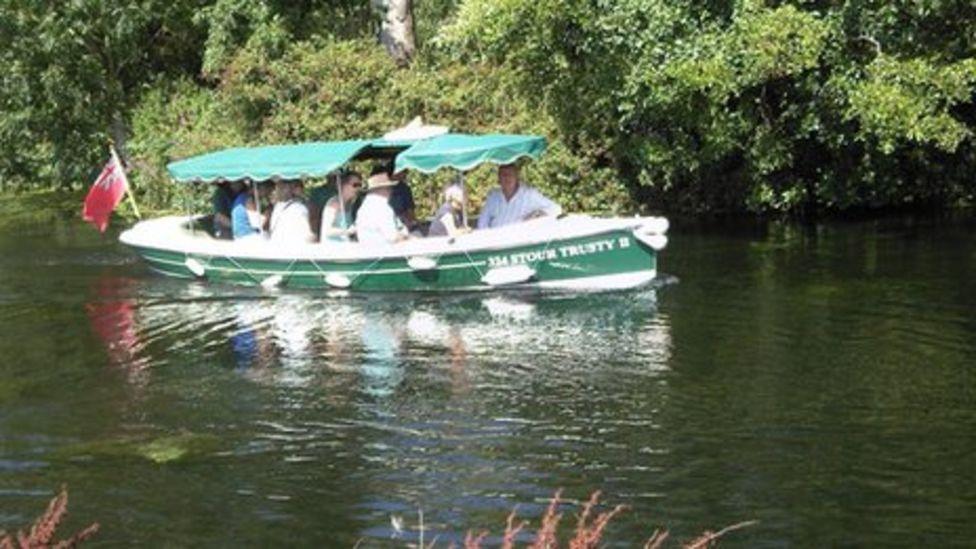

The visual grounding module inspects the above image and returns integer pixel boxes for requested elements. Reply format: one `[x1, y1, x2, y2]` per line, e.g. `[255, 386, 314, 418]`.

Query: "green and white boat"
[120, 133, 669, 292]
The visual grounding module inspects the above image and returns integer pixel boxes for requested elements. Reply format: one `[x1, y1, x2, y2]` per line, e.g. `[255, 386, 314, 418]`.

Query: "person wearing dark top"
[212, 182, 242, 239]
[390, 178, 417, 230]
[306, 183, 337, 240]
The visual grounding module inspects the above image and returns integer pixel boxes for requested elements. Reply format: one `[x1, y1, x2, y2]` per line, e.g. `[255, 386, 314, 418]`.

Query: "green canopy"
[165, 133, 547, 182]
[393, 134, 546, 174]
[167, 140, 370, 183]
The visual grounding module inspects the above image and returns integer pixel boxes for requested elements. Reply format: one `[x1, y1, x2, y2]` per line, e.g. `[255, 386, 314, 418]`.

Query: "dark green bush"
[128, 39, 636, 217]
[5, 1, 976, 217]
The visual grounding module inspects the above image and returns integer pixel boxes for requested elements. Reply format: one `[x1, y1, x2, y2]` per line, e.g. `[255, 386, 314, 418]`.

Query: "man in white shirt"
[476, 163, 562, 230]
[269, 180, 314, 243]
[356, 172, 409, 246]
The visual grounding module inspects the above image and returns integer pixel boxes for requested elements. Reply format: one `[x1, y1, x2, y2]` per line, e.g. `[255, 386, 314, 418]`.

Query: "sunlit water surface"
[1, 212, 974, 546]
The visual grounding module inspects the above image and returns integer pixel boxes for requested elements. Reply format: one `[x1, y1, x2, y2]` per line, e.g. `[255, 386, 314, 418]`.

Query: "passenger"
[391, 172, 419, 233]
[231, 181, 272, 239]
[255, 181, 274, 232]
[320, 171, 362, 242]
[212, 181, 242, 239]
[306, 182, 335, 240]
[356, 172, 408, 246]
[372, 163, 419, 233]
[428, 183, 470, 238]
[269, 180, 314, 243]
[476, 163, 562, 230]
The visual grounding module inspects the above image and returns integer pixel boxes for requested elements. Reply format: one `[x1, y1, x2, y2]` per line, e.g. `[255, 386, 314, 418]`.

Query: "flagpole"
[109, 144, 142, 220]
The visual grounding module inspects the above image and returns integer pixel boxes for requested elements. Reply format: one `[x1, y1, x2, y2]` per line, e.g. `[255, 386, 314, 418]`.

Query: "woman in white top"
[355, 172, 408, 246]
[269, 180, 314, 243]
[319, 171, 362, 243]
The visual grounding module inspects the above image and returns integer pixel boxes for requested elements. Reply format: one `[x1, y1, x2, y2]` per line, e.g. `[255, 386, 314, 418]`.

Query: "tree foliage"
[1, 0, 975, 215]
[129, 39, 631, 215]
[195, 0, 375, 77]
[0, 0, 207, 187]
[439, 0, 976, 213]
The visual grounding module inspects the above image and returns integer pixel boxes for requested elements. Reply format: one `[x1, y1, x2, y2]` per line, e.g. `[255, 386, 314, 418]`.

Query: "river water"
[1, 210, 974, 546]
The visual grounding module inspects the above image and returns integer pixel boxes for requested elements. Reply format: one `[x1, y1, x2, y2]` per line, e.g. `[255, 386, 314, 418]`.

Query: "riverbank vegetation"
[0, 487, 99, 548]
[460, 490, 755, 548]
[1, 1, 974, 216]
[3, 487, 750, 547]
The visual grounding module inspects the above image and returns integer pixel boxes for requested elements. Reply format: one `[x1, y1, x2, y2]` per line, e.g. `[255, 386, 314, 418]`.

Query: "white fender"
[481, 264, 536, 286]
[324, 273, 352, 288]
[260, 274, 284, 289]
[634, 232, 669, 251]
[641, 217, 670, 234]
[406, 256, 437, 271]
[184, 257, 206, 278]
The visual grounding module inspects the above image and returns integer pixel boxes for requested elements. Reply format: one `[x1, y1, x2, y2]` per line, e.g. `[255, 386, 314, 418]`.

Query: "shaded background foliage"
[1, 0, 974, 216]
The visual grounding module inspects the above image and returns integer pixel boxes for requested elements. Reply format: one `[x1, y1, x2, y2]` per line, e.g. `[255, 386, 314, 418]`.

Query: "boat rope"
[347, 256, 385, 286]
[183, 251, 217, 279]
[308, 258, 329, 277]
[221, 254, 265, 286]
[223, 252, 301, 288]
[310, 251, 387, 288]
[458, 246, 485, 279]
[203, 254, 218, 273]
[309, 257, 351, 286]
[278, 259, 298, 286]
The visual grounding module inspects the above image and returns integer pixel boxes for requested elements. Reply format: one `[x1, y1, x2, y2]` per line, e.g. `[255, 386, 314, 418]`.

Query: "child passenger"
[427, 183, 470, 238]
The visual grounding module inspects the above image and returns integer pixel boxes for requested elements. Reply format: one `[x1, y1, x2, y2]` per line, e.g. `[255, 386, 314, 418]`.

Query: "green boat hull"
[126, 227, 659, 292]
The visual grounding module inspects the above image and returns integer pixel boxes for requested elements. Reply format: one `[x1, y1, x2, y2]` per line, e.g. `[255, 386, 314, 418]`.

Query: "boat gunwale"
[120, 214, 666, 264]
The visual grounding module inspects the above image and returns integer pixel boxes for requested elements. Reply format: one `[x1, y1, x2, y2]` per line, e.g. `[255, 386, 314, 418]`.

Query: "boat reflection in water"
[87, 276, 672, 392]
[84, 276, 151, 386]
[85, 277, 673, 543]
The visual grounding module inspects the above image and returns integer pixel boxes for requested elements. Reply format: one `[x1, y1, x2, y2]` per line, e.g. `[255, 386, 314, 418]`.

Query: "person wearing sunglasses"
[319, 171, 362, 242]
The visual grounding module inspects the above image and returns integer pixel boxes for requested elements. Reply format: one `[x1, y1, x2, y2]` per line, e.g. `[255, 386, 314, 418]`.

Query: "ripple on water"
[0, 459, 48, 473]
[7, 214, 976, 546]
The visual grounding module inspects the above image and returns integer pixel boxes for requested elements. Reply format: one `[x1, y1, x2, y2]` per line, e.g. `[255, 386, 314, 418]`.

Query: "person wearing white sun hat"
[355, 171, 409, 246]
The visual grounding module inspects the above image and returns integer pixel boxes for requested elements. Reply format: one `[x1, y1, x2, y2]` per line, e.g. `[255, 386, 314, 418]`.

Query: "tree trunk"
[109, 113, 128, 161]
[373, 0, 415, 66]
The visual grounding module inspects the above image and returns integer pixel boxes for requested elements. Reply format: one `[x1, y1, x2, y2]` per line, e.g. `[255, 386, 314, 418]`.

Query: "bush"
[125, 1, 976, 218]
[128, 39, 638, 216]
[128, 79, 247, 214]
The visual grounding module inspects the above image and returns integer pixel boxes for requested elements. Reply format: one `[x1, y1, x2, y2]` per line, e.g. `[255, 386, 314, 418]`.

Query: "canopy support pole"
[335, 172, 346, 240]
[459, 171, 468, 229]
[184, 193, 193, 235]
[250, 179, 263, 235]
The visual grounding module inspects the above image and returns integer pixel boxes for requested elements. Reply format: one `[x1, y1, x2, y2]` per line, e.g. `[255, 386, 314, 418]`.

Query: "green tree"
[0, 0, 206, 187]
[439, 0, 976, 213]
[195, 0, 375, 77]
[3, 0, 975, 216]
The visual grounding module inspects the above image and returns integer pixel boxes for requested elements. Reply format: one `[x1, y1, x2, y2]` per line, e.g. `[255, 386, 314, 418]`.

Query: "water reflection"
[86, 277, 672, 394]
[82, 277, 674, 542]
[8, 214, 976, 546]
[84, 276, 149, 386]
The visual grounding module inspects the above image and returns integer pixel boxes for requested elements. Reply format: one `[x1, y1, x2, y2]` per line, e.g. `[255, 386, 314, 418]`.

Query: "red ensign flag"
[82, 153, 128, 233]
